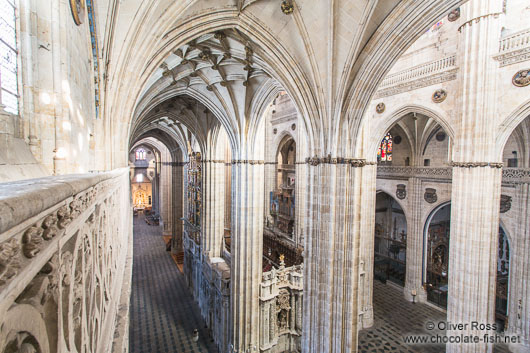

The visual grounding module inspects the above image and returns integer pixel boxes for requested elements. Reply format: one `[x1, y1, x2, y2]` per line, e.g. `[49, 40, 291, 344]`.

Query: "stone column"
[231, 160, 264, 352]
[507, 183, 530, 351]
[357, 164, 377, 329]
[172, 163, 184, 254]
[202, 160, 225, 258]
[404, 177, 427, 302]
[447, 1, 504, 352]
[302, 159, 370, 352]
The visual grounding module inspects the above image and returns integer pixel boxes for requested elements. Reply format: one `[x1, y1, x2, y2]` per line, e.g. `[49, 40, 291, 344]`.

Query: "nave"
[129, 213, 216, 353]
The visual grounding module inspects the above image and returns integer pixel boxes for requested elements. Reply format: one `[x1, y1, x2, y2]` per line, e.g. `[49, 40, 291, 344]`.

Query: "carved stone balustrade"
[259, 264, 303, 353]
[0, 169, 132, 353]
[376, 166, 453, 181]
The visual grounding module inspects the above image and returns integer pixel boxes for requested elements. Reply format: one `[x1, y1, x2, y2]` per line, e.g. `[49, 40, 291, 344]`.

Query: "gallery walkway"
[358, 280, 511, 353]
[129, 213, 217, 353]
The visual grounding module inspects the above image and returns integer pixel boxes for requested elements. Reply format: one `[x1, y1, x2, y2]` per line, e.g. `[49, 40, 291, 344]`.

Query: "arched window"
[377, 133, 393, 162]
[0, 0, 19, 114]
[135, 148, 146, 161]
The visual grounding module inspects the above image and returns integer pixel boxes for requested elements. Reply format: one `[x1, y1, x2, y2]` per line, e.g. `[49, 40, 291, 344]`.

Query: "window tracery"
[135, 148, 146, 161]
[0, 0, 18, 114]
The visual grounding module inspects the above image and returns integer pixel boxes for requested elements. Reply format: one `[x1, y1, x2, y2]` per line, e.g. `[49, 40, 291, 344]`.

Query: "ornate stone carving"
[42, 215, 59, 240]
[396, 184, 406, 200]
[22, 226, 44, 258]
[451, 162, 503, 168]
[376, 102, 385, 114]
[0, 238, 20, 286]
[500, 195, 512, 213]
[448, 8, 460, 22]
[291, 123, 296, 130]
[432, 89, 447, 103]
[424, 188, 438, 204]
[512, 69, 530, 87]
[273, 128, 277, 134]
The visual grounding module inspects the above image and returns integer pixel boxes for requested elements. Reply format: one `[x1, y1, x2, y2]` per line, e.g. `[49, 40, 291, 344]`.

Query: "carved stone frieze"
[451, 162, 503, 168]
[0, 238, 21, 286]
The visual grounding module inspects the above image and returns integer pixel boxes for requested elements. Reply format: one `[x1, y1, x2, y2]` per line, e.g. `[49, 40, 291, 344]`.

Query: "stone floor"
[129, 214, 217, 353]
[358, 280, 511, 353]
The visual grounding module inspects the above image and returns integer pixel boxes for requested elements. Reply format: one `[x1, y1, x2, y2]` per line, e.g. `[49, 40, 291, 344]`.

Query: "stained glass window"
[377, 133, 393, 162]
[0, 0, 18, 114]
[135, 148, 146, 161]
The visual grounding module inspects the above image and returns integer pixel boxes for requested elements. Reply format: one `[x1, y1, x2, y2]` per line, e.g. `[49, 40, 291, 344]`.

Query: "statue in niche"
[276, 289, 291, 332]
[513, 69, 530, 87]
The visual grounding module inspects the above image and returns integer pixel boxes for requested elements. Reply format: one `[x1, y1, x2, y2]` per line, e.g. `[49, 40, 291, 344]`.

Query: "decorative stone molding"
[376, 102, 385, 114]
[304, 155, 375, 167]
[451, 162, 503, 168]
[377, 166, 452, 180]
[502, 168, 530, 184]
[396, 184, 407, 200]
[374, 56, 457, 99]
[424, 188, 438, 204]
[500, 195, 512, 213]
[202, 160, 226, 164]
[512, 68, 530, 87]
[432, 89, 447, 103]
[458, 12, 502, 33]
[231, 160, 265, 164]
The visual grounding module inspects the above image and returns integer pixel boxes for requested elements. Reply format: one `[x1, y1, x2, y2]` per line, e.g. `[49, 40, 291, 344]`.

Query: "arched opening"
[130, 145, 156, 215]
[374, 191, 407, 286]
[271, 134, 296, 239]
[423, 202, 451, 308]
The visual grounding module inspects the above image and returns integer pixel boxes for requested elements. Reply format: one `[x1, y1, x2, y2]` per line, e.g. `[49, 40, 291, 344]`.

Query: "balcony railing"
[0, 168, 132, 353]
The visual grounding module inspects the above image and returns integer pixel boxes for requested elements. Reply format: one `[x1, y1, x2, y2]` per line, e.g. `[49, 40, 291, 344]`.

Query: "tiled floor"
[358, 280, 511, 353]
[129, 214, 217, 353]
